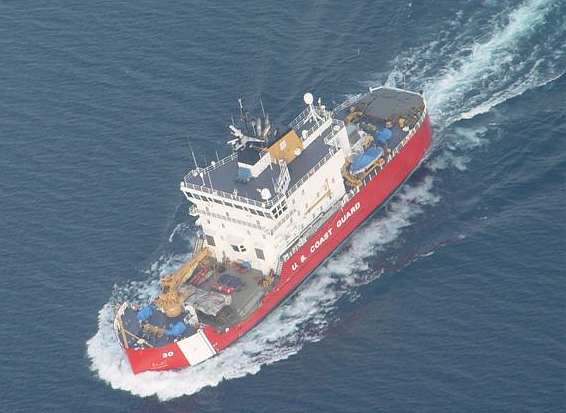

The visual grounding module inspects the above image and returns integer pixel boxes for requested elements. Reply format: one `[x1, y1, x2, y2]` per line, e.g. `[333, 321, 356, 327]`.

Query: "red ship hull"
[126, 114, 432, 374]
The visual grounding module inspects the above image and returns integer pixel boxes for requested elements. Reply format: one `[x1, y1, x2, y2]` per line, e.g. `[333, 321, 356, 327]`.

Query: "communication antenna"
[259, 96, 266, 118]
[188, 139, 199, 169]
[256, 116, 262, 138]
[238, 98, 244, 119]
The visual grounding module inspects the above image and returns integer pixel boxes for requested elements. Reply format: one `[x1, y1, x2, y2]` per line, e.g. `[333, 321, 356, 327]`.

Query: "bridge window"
[231, 245, 247, 253]
[255, 248, 265, 260]
[205, 235, 216, 246]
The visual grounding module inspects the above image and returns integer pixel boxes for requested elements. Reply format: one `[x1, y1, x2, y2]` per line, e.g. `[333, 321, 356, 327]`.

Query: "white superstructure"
[180, 88, 425, 274]
[180, 94, 349, 274]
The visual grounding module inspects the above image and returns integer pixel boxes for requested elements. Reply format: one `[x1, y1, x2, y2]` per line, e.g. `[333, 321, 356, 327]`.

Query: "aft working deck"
[116, 256, 271, 349]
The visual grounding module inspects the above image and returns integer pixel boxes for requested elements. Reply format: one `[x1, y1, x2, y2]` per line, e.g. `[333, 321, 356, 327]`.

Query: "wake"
[86, 0, 565, 400]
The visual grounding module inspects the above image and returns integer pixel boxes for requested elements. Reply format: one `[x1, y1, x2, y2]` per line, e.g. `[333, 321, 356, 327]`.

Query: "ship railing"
[183, 105, 426, 213]
[354, 103, 428, 191]
[298, 117, 330, 143]
[183, 146, 340, 212]
[268, 211, 292, 235]
[332, 95, 360, 114]
[276, 160, 290, 195]
[275, 259, 284, 276]
[197, 152, 238, 175]
[192, 235, 204, 254]
[278, 199, 344, 264]
[322, 119, 345, 147]
[289, 105, 330, 130]
[289, 107, 312, 130]
[194, 208, 266, 231]
[182, 180, 269, 209]
[285, 146, 338, 198]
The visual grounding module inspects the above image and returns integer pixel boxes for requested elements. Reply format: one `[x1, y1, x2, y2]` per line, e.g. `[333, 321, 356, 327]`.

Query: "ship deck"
[118, 257, 269, 349]
[184, 129, 332, 206]
[194, 259, 268, 331]
[334, 87, 425, 160]
[337, 87, 424, 121]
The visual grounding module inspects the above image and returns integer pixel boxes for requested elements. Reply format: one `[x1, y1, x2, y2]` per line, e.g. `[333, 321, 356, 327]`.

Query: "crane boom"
[155, 248, 210, 317]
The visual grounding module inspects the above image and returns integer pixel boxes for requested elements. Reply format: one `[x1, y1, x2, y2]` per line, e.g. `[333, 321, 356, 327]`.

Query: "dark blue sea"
[1, 0, 565, 411]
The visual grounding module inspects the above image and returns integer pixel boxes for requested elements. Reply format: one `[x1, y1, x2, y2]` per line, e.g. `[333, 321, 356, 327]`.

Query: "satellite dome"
[303, 92, 314, 105]
[259, 188, 272, 200]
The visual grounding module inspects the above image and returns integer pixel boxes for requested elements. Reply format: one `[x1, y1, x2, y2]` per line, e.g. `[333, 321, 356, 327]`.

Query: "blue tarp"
[375, 128, 392, 144]
[136, 305, 154, 322]
[165, 321, 187, 337]
[237, 167, 251, 182]
[350, 146, 384, 175]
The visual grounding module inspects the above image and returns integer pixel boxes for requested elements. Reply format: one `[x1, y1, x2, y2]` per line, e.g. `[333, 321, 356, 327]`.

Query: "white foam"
[415, 0, 561, 130]
[168, 222, 193, 243]
[87, 0, 564, 399]
[87, 177, 439, 400]
[383, 0, 564, 169]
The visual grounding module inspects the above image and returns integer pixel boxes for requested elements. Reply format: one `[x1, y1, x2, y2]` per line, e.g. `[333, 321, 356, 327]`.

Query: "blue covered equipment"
[165, 321, 187, 337]
[350, 146, 384, 175]
[375, 128, 392, 144]
[136, 305, 154, 322]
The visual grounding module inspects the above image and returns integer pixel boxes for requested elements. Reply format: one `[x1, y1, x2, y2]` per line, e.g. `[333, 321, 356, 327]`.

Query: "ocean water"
[1, 0, 565, 412]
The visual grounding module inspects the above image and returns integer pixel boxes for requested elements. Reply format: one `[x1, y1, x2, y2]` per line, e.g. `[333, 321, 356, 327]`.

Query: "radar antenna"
[227, 97, 276, 152]
[227, 124, 264, 152]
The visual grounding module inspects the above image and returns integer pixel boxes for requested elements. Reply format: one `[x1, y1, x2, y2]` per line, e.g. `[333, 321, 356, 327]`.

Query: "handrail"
[290, 105, 330, 131]
[199, 152, 238, 175]
[183, 143, 339, 210]
[289, 106, 311, 129]
[268, 211, 292, 235]
[181, 96, 427, 212]
[195, 208, 266, 231]
[286, 147, 337, 196]
[323, 119, 345, 147]
[332, 95, 360, 114]
[352, 105, 427, 190]
[182, 180, 267, 208]
[277, 103, 428, 263]
[299, 117, 330, 143]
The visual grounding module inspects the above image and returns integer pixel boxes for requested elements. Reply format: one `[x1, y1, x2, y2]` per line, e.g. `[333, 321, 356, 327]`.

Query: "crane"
[154, 248, 210, 318]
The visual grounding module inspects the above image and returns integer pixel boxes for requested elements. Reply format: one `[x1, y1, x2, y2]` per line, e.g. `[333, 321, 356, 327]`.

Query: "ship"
[113, 86, 432, 374]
